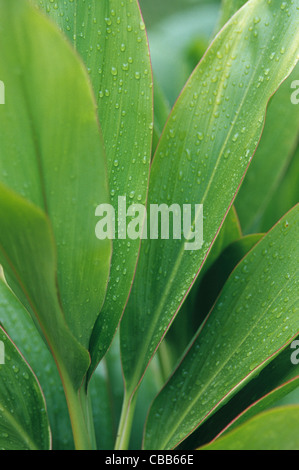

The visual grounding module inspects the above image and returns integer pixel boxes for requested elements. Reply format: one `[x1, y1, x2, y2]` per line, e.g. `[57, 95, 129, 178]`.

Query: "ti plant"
[0, 0, 298, 451]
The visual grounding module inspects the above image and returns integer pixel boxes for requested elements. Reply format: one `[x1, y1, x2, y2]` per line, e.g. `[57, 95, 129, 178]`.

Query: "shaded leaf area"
[216, 376, 299, 438]
[90, 332, 162, 450]
[0, 280, 74, 450]
[0, 326, 50, 450]
[216, 1, 299, 235]
[0, 0, 112, 387]
[144, 207, 299, 450]
[200, 406, 299, 450]
[260, 144, 299, 233]
[139, 0, 220, 28]
[121, 0, 299, 400]
[36, 0, 153, 376]
[180, 336, 299, 449]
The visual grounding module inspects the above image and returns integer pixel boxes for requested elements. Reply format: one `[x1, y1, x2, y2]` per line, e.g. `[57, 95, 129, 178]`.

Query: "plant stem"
[60, 366, 96, 450]
[114, 390, 138, 450]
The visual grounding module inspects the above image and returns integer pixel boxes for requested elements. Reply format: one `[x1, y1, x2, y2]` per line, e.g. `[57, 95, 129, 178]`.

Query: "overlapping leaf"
[120, 0, 299, 404]
[35, 0, 153, 377]
[144, 206, 299, 449]
[0, 0, 112, 386]
[0, 326, 51, 450]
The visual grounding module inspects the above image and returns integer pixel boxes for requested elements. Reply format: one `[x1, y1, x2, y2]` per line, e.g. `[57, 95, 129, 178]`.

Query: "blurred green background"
[139, 0, 221, 104]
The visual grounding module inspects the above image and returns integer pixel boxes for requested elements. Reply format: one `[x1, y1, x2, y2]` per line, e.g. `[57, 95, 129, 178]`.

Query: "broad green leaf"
[163, 207, 243, 370]
[217, 377, 299, 438]
[0, 326, 51, 450]
[36, 0, 153, 377]
[190, 233, 263, 323]
[200, 406, 299, 450]
[180, 336, 299, 449]
[217, 2, 299, 234]
[121, 0, 299, 400]
[0, 184, 89, 390]
[236, 64, 299, 233]
[0, 0, 111, 373]
[0, 279, 74, 450]
[144, 206, 299, 450]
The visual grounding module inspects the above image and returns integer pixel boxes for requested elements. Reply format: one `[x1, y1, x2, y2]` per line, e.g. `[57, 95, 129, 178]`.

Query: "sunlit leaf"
[36, 0, 153, 377]
[144, 206, 299, 450]
[121, 0, 299, 409]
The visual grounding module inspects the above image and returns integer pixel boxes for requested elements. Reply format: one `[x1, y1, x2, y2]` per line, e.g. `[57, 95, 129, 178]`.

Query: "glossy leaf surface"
[121, 0, 299, 399]
[144, 206, 299, 449]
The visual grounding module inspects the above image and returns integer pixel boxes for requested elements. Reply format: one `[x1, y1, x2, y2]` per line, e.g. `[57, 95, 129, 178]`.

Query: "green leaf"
[181, 337, 299, 449]
[200, 406, 299, 450]
[144, 206, 299, 450]
[0, 279, 74, 450]
[189, 233, 263, 324]
[163, 207, 244, 369]
[235, 64, 299, 233]
[36, 0, 153, 376]
[0, 326, 51, 450]
[217, 3, 299, 235]
[121, 0, 299, 401]
[0, 0, 112, 386]
[0, 184, 89, 390]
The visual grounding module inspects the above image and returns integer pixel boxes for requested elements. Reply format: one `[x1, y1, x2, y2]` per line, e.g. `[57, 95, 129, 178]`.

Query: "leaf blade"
[144, 205, 299, 450]
[0, 0, 112, 351]
[121, 0, 299, 398]
[35, 0, 154, 376]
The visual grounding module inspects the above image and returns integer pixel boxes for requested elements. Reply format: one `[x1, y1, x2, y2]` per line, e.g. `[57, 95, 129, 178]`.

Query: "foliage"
[0, 0, 298, 450]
